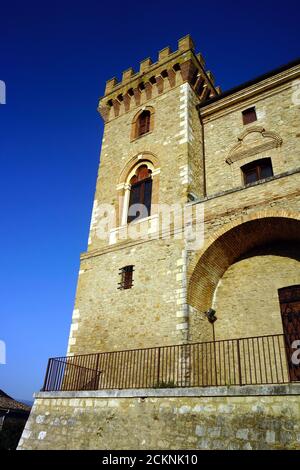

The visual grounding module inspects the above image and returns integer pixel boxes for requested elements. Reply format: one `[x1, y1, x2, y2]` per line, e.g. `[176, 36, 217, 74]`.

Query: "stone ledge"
[198, 61, 300, 116]
[188, 166, 300, 206]
[34, 383, 300, 400]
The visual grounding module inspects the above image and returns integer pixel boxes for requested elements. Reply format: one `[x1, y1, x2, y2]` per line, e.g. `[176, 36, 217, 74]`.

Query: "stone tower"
[67, 34, 219, 356]
[19, 37, 300, 450]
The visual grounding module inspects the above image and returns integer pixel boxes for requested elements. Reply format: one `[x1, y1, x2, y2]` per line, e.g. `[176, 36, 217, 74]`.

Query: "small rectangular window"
[118, 265, 134, 290]
[241, 158, 273, 185]
[242, 107, 257, 125]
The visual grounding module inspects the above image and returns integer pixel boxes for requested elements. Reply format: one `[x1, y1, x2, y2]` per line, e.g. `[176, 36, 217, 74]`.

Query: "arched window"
[136, 110, 151, 137]
[241, 158, 273, 185]
[130, 107, 155, 141]
[127, 164, 152, 223]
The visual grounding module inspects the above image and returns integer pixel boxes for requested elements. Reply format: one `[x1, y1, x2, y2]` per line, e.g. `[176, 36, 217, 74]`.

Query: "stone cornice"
[189, 167, 300, 205]
[199, 63, 300, 121]
[35, 383, 300, 399]
[80, 168, 300, 262]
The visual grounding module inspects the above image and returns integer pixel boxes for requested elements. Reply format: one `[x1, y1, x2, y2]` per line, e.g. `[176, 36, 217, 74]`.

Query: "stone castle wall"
[18, 386, 300, 450]
[67, 41, 300, 357]
[188, 173, 300, 343]
[20, 39, 300, 451]
[68, 239, 187, 354]
[91, 84, 188, 252]
[68, 78, 207, 355]
[202, 65, 300, 196]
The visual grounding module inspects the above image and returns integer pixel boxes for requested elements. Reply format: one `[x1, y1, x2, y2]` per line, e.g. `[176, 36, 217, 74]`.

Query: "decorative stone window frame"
[226, 127, 283, 165]
[130, 106, 155, 141]
[116, 152, 160, 228]
[229, 150, 285, 190]
[225, 127, 283, 189]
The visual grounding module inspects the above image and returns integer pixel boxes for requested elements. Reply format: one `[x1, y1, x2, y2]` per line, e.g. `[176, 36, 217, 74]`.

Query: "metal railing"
[42, 334, 294, 392]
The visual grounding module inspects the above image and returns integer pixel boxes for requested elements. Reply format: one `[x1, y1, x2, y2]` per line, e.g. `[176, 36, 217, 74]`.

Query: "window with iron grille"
[241, 157, 273, 185]
[118, 265, 134, 290]
[242, 107, 257, 125]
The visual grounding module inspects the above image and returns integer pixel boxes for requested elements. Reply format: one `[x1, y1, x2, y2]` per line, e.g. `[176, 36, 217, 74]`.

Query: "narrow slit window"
[242, 107, 257, 125]
[118, 265, 134, 290]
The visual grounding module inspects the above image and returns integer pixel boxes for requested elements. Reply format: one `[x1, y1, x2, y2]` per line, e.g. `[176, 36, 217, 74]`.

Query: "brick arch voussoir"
[187, 209, 300, 313]
[131, 106, 155, 125]
[118, 152, 160, 185]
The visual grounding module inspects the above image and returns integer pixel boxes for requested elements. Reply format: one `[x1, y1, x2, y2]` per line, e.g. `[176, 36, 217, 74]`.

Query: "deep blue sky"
[1, 1, 299, 401]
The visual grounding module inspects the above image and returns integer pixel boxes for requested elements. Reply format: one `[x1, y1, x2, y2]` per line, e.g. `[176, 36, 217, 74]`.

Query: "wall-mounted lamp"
[205, 308, 217, 323]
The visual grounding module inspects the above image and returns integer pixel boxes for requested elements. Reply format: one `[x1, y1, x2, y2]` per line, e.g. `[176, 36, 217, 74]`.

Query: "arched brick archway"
[116, 152, 160, 227]
[187, 211, 300, 318]
[118, 152, 160, 185]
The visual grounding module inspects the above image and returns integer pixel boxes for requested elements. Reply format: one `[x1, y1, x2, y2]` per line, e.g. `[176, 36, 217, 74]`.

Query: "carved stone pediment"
[226, 126, 283, 164]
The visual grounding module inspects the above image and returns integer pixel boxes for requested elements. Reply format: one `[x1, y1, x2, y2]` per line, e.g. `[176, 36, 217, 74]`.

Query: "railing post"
[213, 341, 218, 386]
[156, 347, 161, 386]
[237, 339, 242, 385]
[184, 343, 191, 387]
[41, 359, 51, 391]
[94, 353, 100, 390]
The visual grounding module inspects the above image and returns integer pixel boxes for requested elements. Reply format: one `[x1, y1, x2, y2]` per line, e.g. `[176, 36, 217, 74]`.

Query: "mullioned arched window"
[127, 165, 152, 223]
[116, 153, 160, 229]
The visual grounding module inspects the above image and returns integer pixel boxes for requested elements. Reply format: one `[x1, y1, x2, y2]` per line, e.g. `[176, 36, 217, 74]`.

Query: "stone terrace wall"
[19, 386, 300, 450]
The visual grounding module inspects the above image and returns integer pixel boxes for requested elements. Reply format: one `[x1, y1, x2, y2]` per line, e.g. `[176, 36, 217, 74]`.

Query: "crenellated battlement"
[98, 35, 221, 122]
[104, 35, 196, 95]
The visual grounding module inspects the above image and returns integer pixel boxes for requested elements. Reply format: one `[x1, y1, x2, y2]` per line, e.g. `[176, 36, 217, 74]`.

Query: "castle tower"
[67, 34, 219, 356]
[19, 38, 300, 451]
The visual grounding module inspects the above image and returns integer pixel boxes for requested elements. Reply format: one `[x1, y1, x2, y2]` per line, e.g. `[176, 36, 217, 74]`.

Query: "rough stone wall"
[187, 174, 300, 343]
[214, 248, 300, 340]
[19, 390, 300, 450]
[68, 239, 188, 354]
[202, 77, 300, 196]
[69, 59, 300, 357]
[200, 171, 300, 241]
[21, 47, 300, 454]
[67, 80, 206, 355]
[89, 84, 194, 252]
